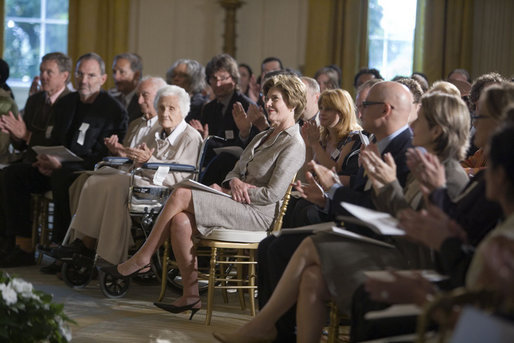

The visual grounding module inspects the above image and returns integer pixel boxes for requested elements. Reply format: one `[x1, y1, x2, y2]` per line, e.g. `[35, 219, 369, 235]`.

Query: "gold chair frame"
[157, 176, 295, 325]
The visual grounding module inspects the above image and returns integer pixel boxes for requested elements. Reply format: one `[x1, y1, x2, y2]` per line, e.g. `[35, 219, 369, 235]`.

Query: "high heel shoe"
[153, 299, 201, 320]
[100, 263, 151, 279]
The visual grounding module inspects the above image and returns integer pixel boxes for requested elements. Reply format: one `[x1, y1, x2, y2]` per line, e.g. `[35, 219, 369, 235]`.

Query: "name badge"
[77, 122, 90, 146]
[225, 130, 234, 139]
[153, 166, 170, 186]
[45, 126, 53, 139]
[331, 149, 340, 160]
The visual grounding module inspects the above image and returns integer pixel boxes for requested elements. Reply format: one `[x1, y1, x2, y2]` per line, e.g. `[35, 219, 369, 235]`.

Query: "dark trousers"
[283, 197, 329, 228]
[257, 233, 312, 342]
[2, 163, 79, 244]
[350, 285, 418, 342]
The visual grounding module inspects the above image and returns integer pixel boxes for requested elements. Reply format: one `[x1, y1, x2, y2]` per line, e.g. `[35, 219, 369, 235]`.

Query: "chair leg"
[327, 301, 341, 343]
[157, 241, 170, 302]
[205, 246, 217, 325]
[248, 249, 256, 317]
[237, 250, 246, 310]
[220, 257, 229, 304]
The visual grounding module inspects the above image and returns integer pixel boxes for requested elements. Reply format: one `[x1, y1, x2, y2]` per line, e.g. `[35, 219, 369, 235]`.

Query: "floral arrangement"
[0, 271, 74, 342]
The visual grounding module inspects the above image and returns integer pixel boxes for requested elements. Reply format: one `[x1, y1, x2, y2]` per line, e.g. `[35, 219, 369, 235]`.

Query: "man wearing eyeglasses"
[315, 81, 414, 215]
[0, 52, 128, 267]
[190, 53, 258, 185]
[256, 80, 414, 342]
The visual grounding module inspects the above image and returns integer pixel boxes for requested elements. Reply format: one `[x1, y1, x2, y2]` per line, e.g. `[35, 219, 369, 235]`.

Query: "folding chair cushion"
[202, 228, 267, 243]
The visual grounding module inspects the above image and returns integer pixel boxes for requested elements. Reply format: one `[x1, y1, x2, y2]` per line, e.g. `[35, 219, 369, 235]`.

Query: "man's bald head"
[361, 81, 412, 140]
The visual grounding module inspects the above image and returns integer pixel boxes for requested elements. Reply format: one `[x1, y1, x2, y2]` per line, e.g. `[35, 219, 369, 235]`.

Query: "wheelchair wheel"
[61, 261, 93, 289]
[99, 270, 131, 298]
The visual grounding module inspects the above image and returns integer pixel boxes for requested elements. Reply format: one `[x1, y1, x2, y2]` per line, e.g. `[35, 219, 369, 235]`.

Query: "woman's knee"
[171, 187, 192, 202]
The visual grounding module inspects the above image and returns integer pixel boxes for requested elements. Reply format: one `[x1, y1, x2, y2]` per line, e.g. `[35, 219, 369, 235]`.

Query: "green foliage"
[6, 0, 41, 18]
[0, 271, 74, 343]
[4, 0, 69, 82]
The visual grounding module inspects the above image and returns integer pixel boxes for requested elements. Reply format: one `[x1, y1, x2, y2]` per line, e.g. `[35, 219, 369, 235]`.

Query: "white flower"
[0, 283, 17, 306]
[56, 316, 72, 341]
[10, 278, 34, 298]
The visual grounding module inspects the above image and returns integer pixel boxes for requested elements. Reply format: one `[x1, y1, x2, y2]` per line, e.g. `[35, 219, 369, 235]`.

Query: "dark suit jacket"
[185, 91, 209, 122]
[126, 94, 142, 124]
[431, 170, 503, 288]
[50, 90, 128, 170]
[12, 88, 71, 156]
[200, 90, 258, 147]
[330, 127, 413, 217]
[110, 89, 142, 124]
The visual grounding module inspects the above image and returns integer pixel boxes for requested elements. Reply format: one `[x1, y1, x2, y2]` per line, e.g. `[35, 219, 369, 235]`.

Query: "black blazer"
[330, 127, 413, 216]
[50, 90, 128, 170]
[126, 94, 142, 124]
[200, 90, 258, 147]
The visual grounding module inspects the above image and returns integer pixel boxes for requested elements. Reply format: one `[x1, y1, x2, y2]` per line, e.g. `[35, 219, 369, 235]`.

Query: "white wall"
[128, 0, 307, 78]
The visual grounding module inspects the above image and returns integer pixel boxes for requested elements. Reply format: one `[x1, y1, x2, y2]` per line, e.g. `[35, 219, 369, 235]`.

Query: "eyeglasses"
[209, 75, 232, 84]
[362, 101, 390, 108]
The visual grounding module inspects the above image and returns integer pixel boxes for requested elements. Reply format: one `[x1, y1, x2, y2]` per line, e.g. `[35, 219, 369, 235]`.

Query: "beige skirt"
[191, 189, 274, 237]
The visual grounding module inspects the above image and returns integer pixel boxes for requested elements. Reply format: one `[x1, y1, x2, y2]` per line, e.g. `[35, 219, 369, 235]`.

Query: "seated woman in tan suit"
[212, 91, 472, 343]
[102, 74, 307, 317]
[52, 85, 203, 266]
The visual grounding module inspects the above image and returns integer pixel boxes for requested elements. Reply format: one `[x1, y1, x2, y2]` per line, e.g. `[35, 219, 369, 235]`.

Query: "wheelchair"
[58, 136, 225, 298]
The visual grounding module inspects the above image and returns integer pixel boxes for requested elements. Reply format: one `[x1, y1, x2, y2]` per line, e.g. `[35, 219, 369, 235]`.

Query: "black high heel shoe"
[100, 263, 151, 279]
[154, 299, 201, 320]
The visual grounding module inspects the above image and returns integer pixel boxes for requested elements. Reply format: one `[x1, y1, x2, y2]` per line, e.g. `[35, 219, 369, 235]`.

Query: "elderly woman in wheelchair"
[101, 73, 306, 317]
[52, 85, 203, 271]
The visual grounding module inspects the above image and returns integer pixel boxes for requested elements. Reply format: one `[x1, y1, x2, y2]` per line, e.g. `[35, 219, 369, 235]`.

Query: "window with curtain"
[4, 0, 68, 87]
[368, 0, 417, 80]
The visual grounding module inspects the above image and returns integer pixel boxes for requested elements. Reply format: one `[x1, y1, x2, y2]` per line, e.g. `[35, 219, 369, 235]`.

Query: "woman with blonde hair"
[102, 74, 306, 317]
[427, 80, 461, 97]
[287, 89, 363, 227]
[301, 88, 362, 180]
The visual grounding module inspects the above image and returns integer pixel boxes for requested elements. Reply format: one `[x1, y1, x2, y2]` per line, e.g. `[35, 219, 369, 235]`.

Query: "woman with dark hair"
[238, 63, 253, 96]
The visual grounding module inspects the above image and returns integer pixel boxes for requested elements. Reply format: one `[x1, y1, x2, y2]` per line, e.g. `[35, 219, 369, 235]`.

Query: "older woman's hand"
[293, 172, 326, 207]
[190, 119, 209, 139]
[364, 270, 437, 306]
[232, 102, 252, 139]
[397, 205, 467, 250]
[406, 148, 445, 195]
[229, 177, 256, 204]
[301, 121, 320, 147]
[126, 143, 154, 165]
